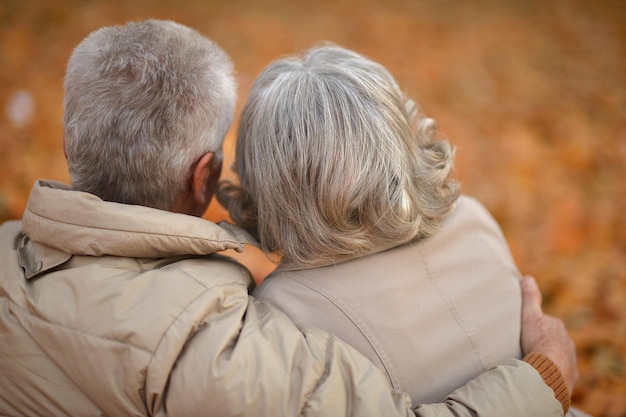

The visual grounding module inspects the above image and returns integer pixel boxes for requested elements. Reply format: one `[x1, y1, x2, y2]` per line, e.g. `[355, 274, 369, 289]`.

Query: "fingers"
[519, 275, 580, 397]
[521, 275, 543, 320]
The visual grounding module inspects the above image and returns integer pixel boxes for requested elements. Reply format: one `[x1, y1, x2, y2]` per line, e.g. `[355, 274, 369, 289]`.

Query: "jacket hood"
[22, 180, 248, 258]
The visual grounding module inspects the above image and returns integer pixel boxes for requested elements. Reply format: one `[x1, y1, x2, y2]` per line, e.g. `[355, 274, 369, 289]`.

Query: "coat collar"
[21, 180, 255, 260]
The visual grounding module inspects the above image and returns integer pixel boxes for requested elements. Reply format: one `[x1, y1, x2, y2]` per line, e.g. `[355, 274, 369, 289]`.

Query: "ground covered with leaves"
[1, 0, 624, 415]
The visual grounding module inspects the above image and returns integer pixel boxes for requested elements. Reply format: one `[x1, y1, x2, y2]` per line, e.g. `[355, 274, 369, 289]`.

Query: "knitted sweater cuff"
[523, 352, 570, 414]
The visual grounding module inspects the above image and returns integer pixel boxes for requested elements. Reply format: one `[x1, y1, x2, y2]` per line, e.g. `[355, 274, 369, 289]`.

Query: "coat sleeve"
[165, 295, 564, 417]
[415, 358, 564, 417]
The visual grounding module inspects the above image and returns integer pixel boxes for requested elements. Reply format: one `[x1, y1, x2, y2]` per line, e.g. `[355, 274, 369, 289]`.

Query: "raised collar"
[21, 180, 256, 259]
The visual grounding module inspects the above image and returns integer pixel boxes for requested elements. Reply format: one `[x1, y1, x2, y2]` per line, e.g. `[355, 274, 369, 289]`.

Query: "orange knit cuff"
[523, 352, 570, 414]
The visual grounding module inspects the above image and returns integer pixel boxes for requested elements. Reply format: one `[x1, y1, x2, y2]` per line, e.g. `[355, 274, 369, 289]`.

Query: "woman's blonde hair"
[218, 44, 459, 268]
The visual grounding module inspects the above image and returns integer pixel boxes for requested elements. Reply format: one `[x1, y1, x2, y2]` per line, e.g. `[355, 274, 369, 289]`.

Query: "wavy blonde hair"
[218, 44, 459, 268]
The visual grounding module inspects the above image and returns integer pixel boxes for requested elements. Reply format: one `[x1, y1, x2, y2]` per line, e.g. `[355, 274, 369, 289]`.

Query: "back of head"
[64, 19, 236, 210]
[220, 44, 459, 267]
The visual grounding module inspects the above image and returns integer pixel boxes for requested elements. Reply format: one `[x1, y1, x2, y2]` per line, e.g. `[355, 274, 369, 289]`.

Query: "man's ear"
[191, 152, 221, 206]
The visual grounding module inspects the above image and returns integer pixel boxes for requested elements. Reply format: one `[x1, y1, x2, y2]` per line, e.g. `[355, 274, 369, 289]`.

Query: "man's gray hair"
[219, 44, 459, 267]
[64, 19, 236, 210]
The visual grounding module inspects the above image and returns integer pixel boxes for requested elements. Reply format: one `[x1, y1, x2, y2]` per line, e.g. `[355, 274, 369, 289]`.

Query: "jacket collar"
[22, 180, 255, 259]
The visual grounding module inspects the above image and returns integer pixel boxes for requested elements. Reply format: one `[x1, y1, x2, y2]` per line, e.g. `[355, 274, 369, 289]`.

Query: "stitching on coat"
[418, 243, 488, 370]
[287, 272, 402, 390]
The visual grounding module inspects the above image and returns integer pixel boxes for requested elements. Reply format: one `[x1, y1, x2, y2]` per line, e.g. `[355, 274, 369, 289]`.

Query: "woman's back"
[253, 195, 523, 404]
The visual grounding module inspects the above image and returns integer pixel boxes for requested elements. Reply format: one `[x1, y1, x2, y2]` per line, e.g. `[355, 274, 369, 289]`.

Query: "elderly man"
[0, 19, 576, 416]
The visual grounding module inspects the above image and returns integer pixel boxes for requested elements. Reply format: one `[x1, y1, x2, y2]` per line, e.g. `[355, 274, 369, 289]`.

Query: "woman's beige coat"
[255, 196, 577, 412]
[0, 181, 563, 416]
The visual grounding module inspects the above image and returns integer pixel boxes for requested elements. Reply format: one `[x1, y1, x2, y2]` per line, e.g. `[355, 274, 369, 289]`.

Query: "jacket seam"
[286, 272, 402, 390]
[418, 243, 488, 370]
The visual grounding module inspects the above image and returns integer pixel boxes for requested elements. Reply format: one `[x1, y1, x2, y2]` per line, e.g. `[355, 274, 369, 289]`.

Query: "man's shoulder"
[0, 219, 23, 237]
[0, 220, 25, 260]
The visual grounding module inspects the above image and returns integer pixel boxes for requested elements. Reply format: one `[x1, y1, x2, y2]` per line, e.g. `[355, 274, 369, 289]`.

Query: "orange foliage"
[1, 1, 624, 415]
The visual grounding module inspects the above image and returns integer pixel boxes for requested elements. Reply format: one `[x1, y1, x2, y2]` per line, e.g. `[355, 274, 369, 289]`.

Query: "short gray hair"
[64, 19, 236, 210]
[219, 44, 459, 267]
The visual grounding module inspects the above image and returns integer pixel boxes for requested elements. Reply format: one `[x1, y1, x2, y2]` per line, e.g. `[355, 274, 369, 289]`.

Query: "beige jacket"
[0, 181, 563, 417]
[255, 196, 573, 414]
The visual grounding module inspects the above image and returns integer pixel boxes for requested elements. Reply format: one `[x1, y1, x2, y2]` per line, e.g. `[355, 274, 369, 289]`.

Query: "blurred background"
[1, 0, 624, 415]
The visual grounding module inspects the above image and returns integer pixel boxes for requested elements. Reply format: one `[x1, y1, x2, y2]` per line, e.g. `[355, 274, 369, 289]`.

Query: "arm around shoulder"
[164, 294, 564, 417]
[164, 295, 413, 417]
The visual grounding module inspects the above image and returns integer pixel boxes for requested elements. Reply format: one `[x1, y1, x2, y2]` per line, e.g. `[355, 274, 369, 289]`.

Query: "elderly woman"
[219, 45, 586, 415]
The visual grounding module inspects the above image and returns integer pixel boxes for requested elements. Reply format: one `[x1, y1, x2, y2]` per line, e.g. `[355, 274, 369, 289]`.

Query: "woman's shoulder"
[445, 194, 504, 233]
